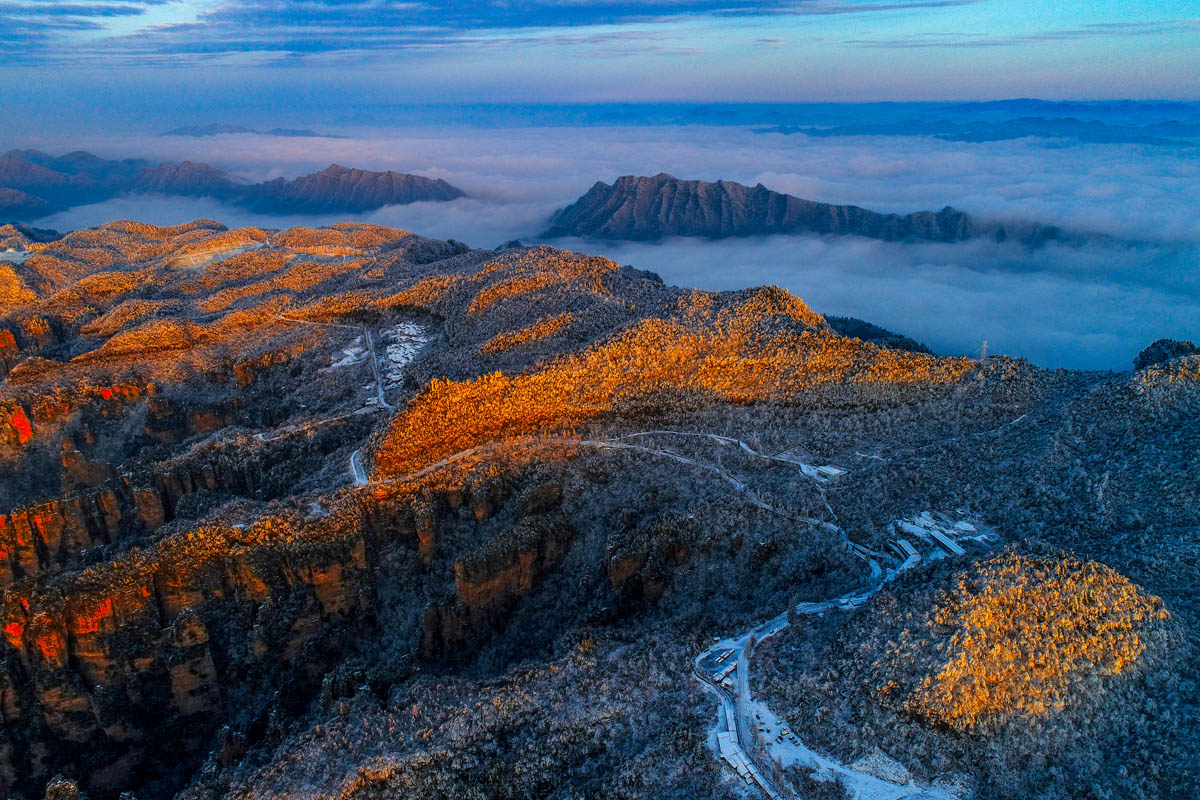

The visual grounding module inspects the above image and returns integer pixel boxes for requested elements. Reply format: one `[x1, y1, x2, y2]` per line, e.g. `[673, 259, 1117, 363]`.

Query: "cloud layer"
[30, 125, 1200, 370]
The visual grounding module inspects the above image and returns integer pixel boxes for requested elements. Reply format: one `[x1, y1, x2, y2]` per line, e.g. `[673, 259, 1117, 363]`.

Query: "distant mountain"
[0, 150, 466, 222]
[161, 124, 259, 136]
[758, 116, 1200, 146]
[543, 173, 1076, 245]
[132, 161, 243, 198]
[243, 164, 465, 213]
[0, 155, 81, 191]
[161, 124, 341, 138]
[263, 128, 331, 138]
[0, 190, 55, 222]
[8, 149, 154, 182]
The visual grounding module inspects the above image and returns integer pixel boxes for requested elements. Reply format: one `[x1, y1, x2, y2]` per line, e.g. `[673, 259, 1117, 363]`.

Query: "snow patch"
[382, 321, 429, 388]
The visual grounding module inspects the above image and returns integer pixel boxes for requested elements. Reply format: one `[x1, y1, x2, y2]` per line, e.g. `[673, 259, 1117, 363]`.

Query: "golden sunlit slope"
[375, 285, 973, 478]
[876, 551, 1170, 733]
[480, 311, 576, 354]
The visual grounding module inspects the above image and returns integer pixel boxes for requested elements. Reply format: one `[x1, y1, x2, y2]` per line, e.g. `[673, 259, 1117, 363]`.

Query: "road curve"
[350, 449, 369, 486]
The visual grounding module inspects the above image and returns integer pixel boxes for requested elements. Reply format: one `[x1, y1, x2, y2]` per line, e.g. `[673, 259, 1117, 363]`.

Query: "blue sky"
[3, 1, 1198, 130]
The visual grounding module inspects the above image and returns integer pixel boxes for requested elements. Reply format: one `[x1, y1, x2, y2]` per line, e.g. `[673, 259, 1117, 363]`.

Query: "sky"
[2, 1, 1199, 130]
[2, 2, 1197, 369]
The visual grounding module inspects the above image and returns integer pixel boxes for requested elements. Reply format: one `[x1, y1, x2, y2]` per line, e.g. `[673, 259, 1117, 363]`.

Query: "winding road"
[350, 449, 369, 487]
[337, 422, 967, 797]
[695, 558, 947, 800]
[277, 314, 393, 410]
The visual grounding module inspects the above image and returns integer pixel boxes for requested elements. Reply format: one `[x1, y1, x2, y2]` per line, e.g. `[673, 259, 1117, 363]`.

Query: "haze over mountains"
[0, 150, 464, 220]
[161, 124, 341, 138]
[759, 115, 1200, 147]
[545, 174, 1080, 245]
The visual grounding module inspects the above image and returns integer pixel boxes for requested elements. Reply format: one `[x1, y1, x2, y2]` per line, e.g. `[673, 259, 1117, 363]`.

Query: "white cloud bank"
[30, 125, 1200, 370]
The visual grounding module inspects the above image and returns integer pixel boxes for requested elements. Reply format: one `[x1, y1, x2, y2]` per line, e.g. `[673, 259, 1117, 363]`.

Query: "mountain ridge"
[161, 124, 342, 138]
[543, 173, 1077, 245]
[0, 150, 466, 221]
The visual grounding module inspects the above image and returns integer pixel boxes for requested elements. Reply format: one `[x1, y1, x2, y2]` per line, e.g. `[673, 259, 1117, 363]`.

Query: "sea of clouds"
[28, 125, 1200, 370]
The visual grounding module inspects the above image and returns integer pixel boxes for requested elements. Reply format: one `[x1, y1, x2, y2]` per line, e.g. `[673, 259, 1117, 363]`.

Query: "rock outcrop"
[1134, 338, 1200, 370]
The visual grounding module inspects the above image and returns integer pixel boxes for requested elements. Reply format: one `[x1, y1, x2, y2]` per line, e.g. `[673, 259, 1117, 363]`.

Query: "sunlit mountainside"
[0, 219, 1195, 800]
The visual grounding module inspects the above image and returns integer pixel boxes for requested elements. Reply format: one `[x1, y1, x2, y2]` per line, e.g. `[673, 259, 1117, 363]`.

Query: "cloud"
[561, 235, 1200, 371]
[4, 0, 985, 64]
[0, 3, 146, 17]
[26, 124, 1200, 370]
[845, 17, 1200, 49]
[0, 0, 176, 47]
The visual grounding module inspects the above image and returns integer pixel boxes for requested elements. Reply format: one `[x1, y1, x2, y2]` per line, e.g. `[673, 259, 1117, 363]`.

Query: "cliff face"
[543, 173, 1065, 244]
[0, 511, 375, 798]
[0, 468, 590, 800]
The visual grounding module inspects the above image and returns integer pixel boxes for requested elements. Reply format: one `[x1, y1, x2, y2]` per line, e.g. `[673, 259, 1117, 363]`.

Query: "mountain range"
[0, 150, 465, 220]
[543, 173, 1078, 245]
[757, 115, 1200, 146]
[0, 219, 1193, 800]
[160, 124, 342, 138]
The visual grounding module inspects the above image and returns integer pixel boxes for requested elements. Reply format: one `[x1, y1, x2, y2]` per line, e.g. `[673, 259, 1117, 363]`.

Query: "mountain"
[759, 116, 1199, 146]
[160, 124, 258, 136]
[825, 315, 932, 354]
[161, 124, 341, 138]
[0, 189, 55, 221]
[6, 149, 154, 183]
[242, 164, 465, 213]
[0, 154, 83, 191]
[0, 219, 1193, 800]
[263, 127, 334, 138]
[544, 173, 1075, 244]
[0, 150, 467, 221]
[132, 161, 243, 198]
